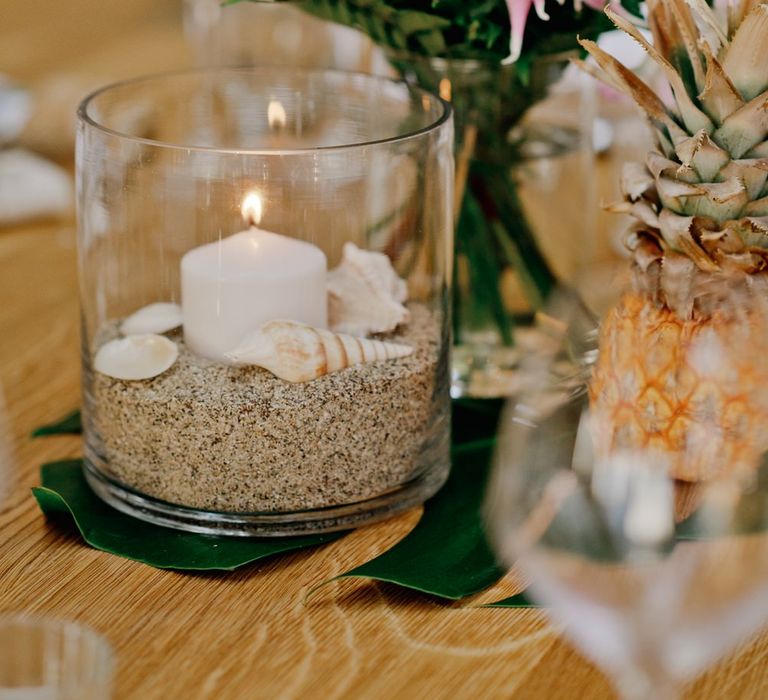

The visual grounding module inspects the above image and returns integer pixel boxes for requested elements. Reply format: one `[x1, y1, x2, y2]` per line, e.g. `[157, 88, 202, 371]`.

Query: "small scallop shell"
[328, 242, 410, 336]
[94, 334, 178, 380]
[120, 302, 183, 336]
[226, 320, 413, 383]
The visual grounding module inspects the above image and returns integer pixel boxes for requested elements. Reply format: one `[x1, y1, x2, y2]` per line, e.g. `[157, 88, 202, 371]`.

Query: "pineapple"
[580, 0, 768, 481]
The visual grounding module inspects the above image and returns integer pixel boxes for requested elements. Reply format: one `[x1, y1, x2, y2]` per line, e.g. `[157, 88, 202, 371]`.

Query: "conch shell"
[225, 320, 413, 383]
[328, 243, 410, 336]
[94, 334, 178, 380]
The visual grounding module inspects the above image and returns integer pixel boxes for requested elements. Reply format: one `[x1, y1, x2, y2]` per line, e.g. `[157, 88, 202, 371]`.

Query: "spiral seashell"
[225, 320, 413, 383]
[328, 243, 410, 336]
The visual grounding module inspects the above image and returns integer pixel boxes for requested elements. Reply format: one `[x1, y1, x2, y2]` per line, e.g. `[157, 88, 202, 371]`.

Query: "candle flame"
[267, 100, 287, 129]
[438, 78, 452, 102]
[241, 191, 263, 227]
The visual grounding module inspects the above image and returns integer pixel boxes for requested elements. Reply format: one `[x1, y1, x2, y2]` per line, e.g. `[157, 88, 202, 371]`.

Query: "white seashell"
[120, 302, 183, 336]
[0, 148, 73, 226]
[328, 242, 410, 336]
[94, 334, 178, 380]
[0, 78, 31, 145]
[226, 320, 413, 383]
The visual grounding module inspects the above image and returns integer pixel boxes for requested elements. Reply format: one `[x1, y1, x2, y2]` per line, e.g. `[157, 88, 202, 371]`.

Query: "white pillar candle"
[181, 193, 327, 362]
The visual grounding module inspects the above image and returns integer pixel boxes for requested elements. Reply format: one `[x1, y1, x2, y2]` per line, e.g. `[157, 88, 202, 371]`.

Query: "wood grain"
[2, 3, 768, 698]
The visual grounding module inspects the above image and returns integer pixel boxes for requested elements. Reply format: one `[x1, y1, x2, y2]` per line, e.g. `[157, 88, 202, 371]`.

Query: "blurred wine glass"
[0, 616, 113, 699]
[486, 286, 768, 700]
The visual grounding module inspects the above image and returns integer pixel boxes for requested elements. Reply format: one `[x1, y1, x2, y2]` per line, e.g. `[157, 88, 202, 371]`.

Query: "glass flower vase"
[390, 53, 596, 397]
[183, 0, 387, 74]
[77, 68, 453, 536]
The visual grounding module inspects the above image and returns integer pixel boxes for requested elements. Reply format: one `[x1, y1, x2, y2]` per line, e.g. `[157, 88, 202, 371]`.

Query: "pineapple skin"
[575, 0, 768, 480]
[589, 292, 768, 481]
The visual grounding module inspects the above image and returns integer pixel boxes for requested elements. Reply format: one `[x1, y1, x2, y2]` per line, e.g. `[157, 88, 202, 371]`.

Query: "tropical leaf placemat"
[32, 410, 82, 436]
[32, 460, 341, 570]
[314, 441, 506, 600]
[31, 400, 535, 606]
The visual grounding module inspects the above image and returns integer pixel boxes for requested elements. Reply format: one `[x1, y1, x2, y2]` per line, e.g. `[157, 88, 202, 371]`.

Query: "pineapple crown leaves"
[579, 0, 768, 291]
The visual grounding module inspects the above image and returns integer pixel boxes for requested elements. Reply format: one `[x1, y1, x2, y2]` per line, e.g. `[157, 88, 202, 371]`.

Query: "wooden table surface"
[2, 2, 768, 698]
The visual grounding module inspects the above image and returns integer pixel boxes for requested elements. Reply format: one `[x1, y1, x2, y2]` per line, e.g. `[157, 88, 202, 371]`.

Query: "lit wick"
[438, 78, 452, 102]
[267, 100, 287, 130]
[241, 191, 263, 228]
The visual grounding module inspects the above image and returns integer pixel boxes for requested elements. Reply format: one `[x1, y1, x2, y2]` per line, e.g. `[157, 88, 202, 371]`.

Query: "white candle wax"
[181, 227, 327, 362]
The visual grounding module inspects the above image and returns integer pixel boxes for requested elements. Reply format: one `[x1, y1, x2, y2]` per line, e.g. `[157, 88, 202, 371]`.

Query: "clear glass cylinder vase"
[183, 0, 386, 74]
[77, 68, 453, 536]
[388, 52, 596, 398]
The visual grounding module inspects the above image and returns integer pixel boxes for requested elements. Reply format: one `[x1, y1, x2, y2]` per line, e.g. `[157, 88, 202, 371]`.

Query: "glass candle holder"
[77, 68, 453, 536]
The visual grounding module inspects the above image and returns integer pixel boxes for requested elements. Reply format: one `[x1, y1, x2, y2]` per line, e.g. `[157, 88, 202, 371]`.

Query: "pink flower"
[503, 0, 607, 64]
